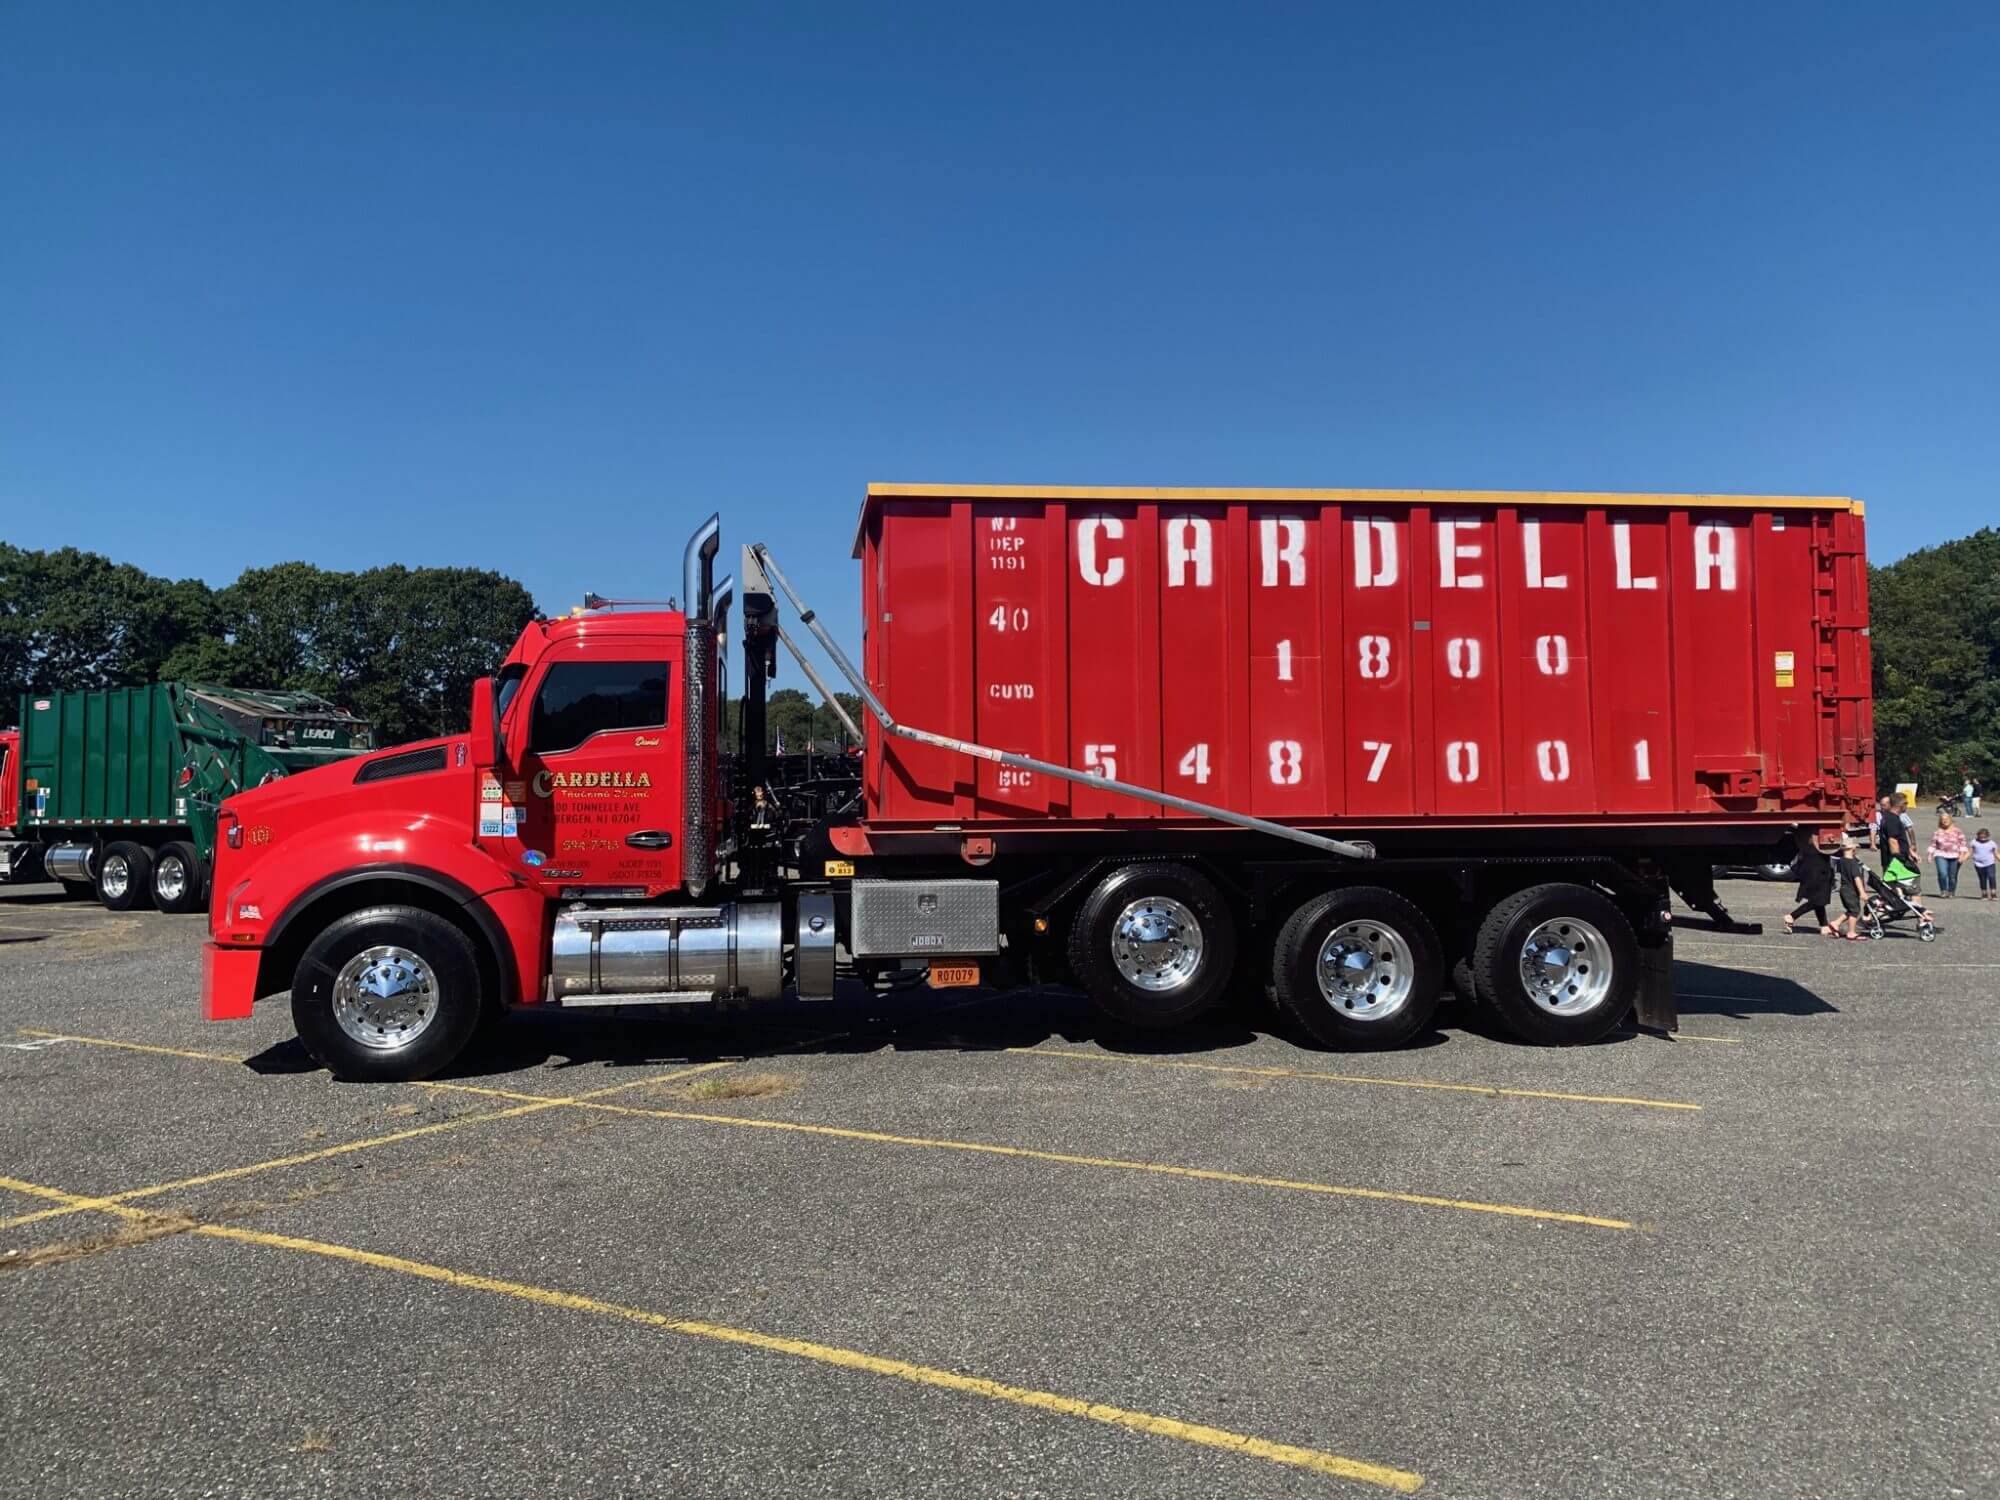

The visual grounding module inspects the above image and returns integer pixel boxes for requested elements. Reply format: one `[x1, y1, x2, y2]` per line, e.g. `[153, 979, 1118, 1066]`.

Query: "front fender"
[218, 816, 545, 1006]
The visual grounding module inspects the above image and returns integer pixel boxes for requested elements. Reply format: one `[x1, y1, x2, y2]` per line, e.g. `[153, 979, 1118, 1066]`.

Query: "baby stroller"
[1863, 863, 1938, 942]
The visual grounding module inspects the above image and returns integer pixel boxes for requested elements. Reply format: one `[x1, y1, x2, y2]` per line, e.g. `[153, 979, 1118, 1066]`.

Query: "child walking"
[1833, 836, 1869, 940]
[1973, 827, 1998, 900]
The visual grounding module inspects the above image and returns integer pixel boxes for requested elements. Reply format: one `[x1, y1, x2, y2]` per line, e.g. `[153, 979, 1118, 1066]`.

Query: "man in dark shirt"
[1881, 794, 1917, 877]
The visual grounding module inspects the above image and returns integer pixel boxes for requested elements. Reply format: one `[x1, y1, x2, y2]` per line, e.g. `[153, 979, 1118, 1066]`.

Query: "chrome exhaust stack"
[681, 514, 721, 899]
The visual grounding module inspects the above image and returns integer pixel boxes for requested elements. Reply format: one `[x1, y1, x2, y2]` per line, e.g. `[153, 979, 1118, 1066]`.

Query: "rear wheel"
[1272, 886, 1444, 1049]
[1067, 862, 1236, 1028]
[97, 842, 154, 911]
[150, 842, 206, 914]
[1473, 883, 1637, 1045]
[291, 905, 484, 1081]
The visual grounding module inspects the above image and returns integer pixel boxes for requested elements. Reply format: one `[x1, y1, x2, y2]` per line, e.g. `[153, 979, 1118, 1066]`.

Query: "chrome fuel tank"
[549, 902, 783, 1002]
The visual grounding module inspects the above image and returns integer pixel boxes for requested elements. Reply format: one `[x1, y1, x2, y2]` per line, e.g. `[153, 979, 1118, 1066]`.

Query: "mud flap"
[1634, 932, 1677, 1034]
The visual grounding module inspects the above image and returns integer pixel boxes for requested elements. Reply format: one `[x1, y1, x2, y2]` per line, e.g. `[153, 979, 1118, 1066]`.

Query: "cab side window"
[529, 661, 671, 755]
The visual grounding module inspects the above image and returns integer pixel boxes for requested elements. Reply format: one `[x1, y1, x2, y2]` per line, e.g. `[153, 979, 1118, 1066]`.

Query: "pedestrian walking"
[1962, 776, 1976, 818]
[1881, 794, 1918, 883]
[1972, 777, 1984, 818]
[1783, 842, 1838, 936]
[1972, 827, 1998, 900]
[1833, 836, 1869, 940]
[1929, 812, 1970, 897]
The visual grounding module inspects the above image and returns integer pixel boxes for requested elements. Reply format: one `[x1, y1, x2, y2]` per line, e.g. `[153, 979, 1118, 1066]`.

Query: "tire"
[150, 842, 207, 914]
[97, 842, 154, 911]
[1066, 862, 1236, 1028]
[291, 905, 484, 1081]
[1473, 883, 1637, 1045]
[1272, 886, 1444, 1049]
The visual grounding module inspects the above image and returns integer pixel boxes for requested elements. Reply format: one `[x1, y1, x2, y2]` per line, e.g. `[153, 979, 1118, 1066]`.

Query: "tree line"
[1869, 526, 2000, 792]
[0, 543, 865, 754]
[5, 530, 1994, 789]
[0, 544, 538, 746]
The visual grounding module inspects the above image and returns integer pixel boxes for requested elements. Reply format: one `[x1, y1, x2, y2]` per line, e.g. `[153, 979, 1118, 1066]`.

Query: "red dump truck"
[201, 485, 1873, 1080]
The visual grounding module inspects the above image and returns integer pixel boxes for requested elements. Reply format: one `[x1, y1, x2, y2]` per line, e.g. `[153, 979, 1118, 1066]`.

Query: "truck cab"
[483, 609, 699, 898]
[0, 729, 18, 844]
[201, 520, 743, 1078]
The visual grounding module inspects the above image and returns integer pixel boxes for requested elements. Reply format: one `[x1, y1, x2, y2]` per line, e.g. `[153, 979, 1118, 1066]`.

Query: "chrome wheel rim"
[100, 855, 130, 900]
[332, 945, 440, 1051]
[155, 857, 188, 904]
[1315, 920, 1415, 1019]
[1518, 917, 1613, 1015]
[1110, 897, 1204, 992]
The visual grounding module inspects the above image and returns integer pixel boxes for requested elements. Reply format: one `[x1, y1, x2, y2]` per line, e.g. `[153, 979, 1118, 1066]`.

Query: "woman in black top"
[1784, 844, 1838, 935]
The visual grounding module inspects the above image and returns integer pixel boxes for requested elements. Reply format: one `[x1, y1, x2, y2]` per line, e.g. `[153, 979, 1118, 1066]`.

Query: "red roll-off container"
[855, 485, 1872, 836]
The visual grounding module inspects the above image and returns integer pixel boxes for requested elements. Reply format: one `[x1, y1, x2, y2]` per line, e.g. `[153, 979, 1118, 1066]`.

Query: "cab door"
[493, 643, 683, 898]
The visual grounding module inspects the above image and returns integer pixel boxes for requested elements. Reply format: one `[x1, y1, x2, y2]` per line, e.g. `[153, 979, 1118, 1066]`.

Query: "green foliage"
[721, 687, 863, 753]
[0, 544, 219, 701]
[1, 545, 536, 746]
[1869, 527, 2000, 791]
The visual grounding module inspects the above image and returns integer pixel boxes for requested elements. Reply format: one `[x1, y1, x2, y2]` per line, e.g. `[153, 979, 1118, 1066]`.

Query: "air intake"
[354, 746, 449, 784]
[681, 513, 721, 898]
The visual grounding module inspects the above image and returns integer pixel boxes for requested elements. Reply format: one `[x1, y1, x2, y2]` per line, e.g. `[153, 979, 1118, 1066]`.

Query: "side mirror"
[470, 676, 500, 768]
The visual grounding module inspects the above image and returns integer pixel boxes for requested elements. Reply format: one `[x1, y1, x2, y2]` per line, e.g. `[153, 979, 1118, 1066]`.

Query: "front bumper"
[201, 942, 261, 1021]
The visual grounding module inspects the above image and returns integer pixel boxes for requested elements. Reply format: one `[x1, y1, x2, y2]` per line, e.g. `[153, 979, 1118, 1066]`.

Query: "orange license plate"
[927, 964, 981, 989]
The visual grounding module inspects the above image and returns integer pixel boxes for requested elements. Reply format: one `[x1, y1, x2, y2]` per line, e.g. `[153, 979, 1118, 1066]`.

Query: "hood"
[225, 735, 466, 817]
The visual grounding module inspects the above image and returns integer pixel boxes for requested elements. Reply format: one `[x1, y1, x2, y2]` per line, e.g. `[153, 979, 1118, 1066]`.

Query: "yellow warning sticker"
[1774, 650, 1795, 688]
[824, 859, 856, 877]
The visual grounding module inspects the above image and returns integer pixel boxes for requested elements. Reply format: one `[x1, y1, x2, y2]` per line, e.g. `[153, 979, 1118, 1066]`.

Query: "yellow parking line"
[20, 1030, 244, 1064]
[1669, 942, 1807, 954]
[0, 1062, 728, 1232]
[541, 1095, 1637, 1231]
[1660, 1027, 1744, 1044]
[0, 1173, 1424, 1491]
[10, 1028, 1634, 1231]
[1003, 1046, 1701, 1112]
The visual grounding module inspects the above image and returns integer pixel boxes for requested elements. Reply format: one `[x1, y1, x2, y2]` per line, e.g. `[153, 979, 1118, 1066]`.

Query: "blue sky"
[4, 3, 1995, 665]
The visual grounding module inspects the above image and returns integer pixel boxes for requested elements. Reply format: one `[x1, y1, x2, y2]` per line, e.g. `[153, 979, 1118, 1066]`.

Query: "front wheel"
[1473, 883, 1637, 1045]
[1272, 886, 1445, 1049]
[291, 905, 484, 1081]
[1067, 862, 1237, 1028]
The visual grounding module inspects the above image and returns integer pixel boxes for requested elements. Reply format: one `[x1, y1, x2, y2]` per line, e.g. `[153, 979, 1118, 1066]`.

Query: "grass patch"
[684, 1071, 798, 1102]
[0, 1212, 198, 1273]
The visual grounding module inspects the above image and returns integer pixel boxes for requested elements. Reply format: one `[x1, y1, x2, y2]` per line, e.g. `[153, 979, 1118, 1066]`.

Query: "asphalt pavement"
[1, 849, 1995, 1498]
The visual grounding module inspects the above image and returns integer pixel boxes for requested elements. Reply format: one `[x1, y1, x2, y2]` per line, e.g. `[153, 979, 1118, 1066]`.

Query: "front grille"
[354, 746, 449, 784]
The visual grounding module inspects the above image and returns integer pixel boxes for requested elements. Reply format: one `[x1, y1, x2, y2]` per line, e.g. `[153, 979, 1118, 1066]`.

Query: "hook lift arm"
[746, 542, 1375, 861]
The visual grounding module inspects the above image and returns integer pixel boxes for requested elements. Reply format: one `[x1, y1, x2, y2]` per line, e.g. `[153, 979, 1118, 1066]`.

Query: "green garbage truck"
[0, 683, 371, 912]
